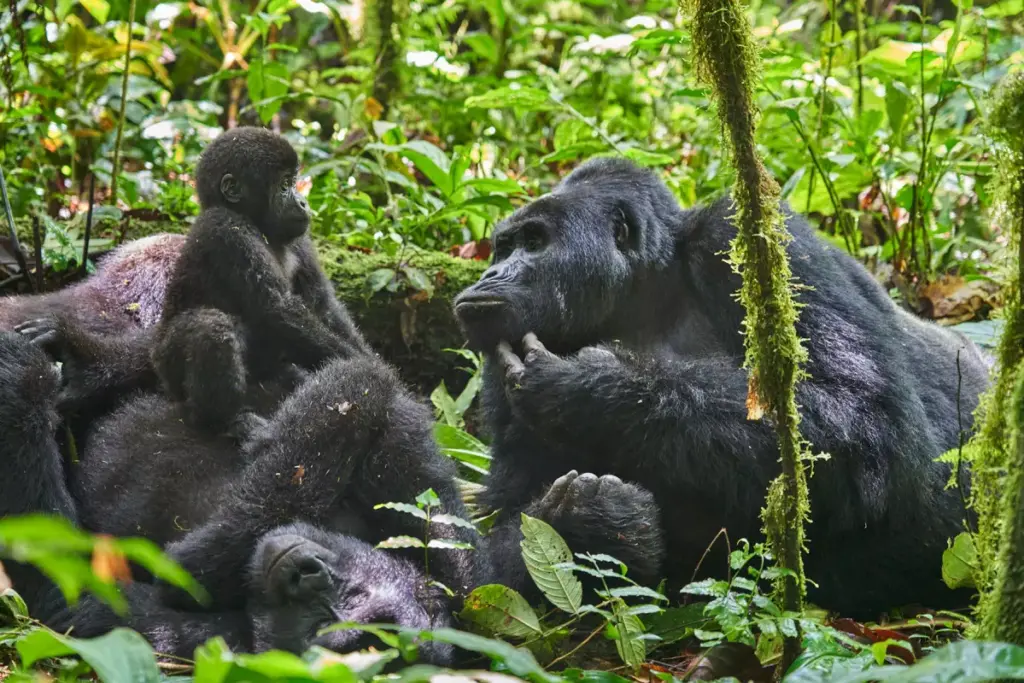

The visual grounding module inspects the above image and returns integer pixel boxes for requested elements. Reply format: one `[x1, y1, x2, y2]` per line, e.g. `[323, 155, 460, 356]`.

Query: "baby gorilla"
[151, 126, 369, 440]
[0, 331, 454, 663]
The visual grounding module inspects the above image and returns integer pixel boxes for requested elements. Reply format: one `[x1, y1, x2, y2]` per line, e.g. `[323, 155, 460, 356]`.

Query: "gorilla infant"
[0, 331, 456, 664]
[151, 126, 370, 441]
[454, 157, 990, 616]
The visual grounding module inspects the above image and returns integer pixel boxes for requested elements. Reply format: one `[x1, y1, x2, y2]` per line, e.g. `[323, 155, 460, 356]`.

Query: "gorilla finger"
[597, 474, 624, 491]
[536, 470, 579, 516]
[522, 333, 554, 363]
[566, 472, 601, 503]
[26, 330, 59, 348]
[497, 341, 525, 384]
[14, 318, 54, 333]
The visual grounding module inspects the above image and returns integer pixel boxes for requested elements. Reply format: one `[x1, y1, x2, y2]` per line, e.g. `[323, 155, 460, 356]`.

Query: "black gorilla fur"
[151, 126, 370, 439]
[454, 157, 991, 616]
[0, 331, 460, 663]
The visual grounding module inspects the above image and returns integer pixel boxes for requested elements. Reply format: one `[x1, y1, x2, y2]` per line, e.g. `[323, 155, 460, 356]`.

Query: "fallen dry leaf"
[684, 642, 771, 682]
[746, 375, 765, 421]
[92, 535, 132, 583]
[292, 464, 306, 485]
[918, 275, 999, 324]
[0, 560, 11, 592]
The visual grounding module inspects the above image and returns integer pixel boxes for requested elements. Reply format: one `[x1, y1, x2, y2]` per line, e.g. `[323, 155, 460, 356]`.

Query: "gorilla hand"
[526, 470, 665, 585]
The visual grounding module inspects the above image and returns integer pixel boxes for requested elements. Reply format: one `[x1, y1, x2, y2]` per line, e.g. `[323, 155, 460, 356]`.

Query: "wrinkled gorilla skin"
[454, 157, 990, 617]
[0, 332, 455, 663]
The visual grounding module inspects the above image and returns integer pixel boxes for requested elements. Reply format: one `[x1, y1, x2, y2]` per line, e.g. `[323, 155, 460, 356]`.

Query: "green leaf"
[247, 58, 290, 123]
[610, 602, 646, 672]
[942, 532, 977, 589]
[785, 640, 1024, 683]
[554, 120, 593, 150]
[465, 86, 557, 112]
[373, 502, 428, 519]
[520, 514, 583, 614]
[426, 539, 475, 550]
[402, 266, 434, 297]
[430, 514, 479, 531]
[885, 82, 912, 145]
[431, 382, 462, 428]
[460, 584, 543, 638]
[367, 268, 396, 293]
[80, 0, 110, 22]
[376, 536, 426, 549]
[425, 628, 559, 682]
[622, 148, 675, 167]
[18, 628, 160, 682]
[0, 588, 28, 620]
[434, 423, 491, 473]
[416, 488, 441, 508]
[464, 33, 498, 64]
[463, 177, 526, 195]
[600, 586, 668, 601]
[400, 141, 454, 197]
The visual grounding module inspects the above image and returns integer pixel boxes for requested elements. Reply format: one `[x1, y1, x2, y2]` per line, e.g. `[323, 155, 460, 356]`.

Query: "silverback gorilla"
[0, 330, 461, 663]
[453, 157, 990, 617]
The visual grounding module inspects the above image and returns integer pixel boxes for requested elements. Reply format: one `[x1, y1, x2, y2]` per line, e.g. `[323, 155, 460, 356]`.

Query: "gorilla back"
[454, 157, 989, 616]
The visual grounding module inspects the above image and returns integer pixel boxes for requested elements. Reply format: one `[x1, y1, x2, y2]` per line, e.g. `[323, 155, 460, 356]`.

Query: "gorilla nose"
[261, 536, 333, 600]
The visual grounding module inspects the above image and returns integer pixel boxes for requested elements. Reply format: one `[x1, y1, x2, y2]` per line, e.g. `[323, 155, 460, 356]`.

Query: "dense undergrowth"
[3, 0, 1024, 679]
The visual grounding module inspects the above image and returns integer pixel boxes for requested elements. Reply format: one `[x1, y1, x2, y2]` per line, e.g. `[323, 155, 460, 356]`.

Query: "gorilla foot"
[528, 471, 665, 584]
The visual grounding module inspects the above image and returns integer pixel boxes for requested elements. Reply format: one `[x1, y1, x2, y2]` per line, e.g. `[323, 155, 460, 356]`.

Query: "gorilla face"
[246, 523, 453, 665]
[453, 186, 633, 354]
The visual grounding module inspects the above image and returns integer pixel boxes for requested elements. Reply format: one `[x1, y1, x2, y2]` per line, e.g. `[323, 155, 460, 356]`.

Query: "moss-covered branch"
[974, 71, 1024, 641]
[682, 0, 811, 671]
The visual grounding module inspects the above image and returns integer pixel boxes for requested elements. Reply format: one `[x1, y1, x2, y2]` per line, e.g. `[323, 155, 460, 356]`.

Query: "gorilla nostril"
[297, 557, 322, 576]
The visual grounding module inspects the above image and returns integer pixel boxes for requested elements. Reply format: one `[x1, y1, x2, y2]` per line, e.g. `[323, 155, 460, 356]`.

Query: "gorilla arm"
[199, 222, 363, 367]
[496, 334, 778, 496]
[289, 236, 372, 356]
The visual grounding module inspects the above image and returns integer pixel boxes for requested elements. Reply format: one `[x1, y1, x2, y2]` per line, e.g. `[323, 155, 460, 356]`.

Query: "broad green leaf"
[600, 586, 669, 601]
[399, 140, 453, 197]
[80, 0, 110, 22]
[416, 488, 441, 508]
[465, 87, 557, 112]
[402, 266, 434, 296]
[18, 628, 160, 682]
[984, 0, 1022, 16]
[885, 83, 913, 145]
[0, 588, 28, 620]
[622, 148, 675, 167]
[464, 33, 498, 64]
[373, 502, 428, 519]
[367, 268, 396, 293]
[520, 514, 582, 614]
[460, 584, 543, 638]
[941, 532, 977, 589]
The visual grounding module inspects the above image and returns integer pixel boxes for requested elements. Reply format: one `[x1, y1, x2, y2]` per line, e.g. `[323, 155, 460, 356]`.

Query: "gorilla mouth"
[453, 295, 507, 316]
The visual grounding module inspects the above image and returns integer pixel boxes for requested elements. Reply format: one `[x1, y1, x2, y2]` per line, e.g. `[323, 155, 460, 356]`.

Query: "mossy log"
[4, 216, 488, 395]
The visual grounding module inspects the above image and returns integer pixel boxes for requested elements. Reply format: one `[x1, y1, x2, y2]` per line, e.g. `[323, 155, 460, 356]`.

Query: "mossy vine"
[682, 0, 812, 671]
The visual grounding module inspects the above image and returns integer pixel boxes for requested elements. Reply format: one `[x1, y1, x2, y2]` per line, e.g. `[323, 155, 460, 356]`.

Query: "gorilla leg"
[159, 355, 479, 611]
[151, 308, 266, 441]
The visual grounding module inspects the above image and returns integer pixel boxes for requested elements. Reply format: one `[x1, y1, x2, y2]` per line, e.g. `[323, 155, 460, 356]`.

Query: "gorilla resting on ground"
[0, 331, 460, 663]
[453, 157, 990, 617]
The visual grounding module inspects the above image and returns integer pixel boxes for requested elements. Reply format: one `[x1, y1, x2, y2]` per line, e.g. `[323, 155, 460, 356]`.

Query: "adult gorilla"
[454, 157, 990, 616]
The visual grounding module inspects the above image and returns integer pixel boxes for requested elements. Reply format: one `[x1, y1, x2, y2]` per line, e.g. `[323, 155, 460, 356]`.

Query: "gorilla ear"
[614, 206, 635, 252]
[220, 173, 242, 204]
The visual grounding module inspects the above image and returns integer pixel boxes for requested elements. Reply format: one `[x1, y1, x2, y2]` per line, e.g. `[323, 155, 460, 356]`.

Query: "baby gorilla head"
[453, 157, 683, 354]
[246, 523, 454, 666]
[194, 126, 310, 244]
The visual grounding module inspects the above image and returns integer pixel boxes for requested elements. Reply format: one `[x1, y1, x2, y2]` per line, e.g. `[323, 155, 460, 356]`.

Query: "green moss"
[683, 0, 812, 668]
[972, 71, 1024, 638]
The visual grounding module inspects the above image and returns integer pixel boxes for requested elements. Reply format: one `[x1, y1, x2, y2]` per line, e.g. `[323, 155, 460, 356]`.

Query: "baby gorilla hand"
[527, 470, 665, 585]
[15, 317, 102, 412]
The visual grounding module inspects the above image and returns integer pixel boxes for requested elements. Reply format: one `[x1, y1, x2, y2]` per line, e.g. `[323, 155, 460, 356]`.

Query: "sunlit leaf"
[465, 86, 557, 112]
[942, 532, 978, 589]
[18, 628, 160, 682]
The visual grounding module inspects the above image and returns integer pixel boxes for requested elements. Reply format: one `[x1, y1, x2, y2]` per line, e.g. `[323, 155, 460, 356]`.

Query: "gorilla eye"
[522, 225, 546, 252]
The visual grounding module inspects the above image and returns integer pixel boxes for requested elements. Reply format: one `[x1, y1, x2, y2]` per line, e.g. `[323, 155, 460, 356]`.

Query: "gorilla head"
[194, 127, 311, 243]
[453, 157, 684, 354]
[246, 523, 454, 665]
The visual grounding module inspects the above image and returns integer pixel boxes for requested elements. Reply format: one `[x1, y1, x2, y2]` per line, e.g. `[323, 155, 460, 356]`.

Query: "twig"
[31, 214, 43, 292]
[0, 165, 34, 291]
[109, 0, 138, 206]
[547, 623, 606, 668]
[80, 172, 96, 276]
